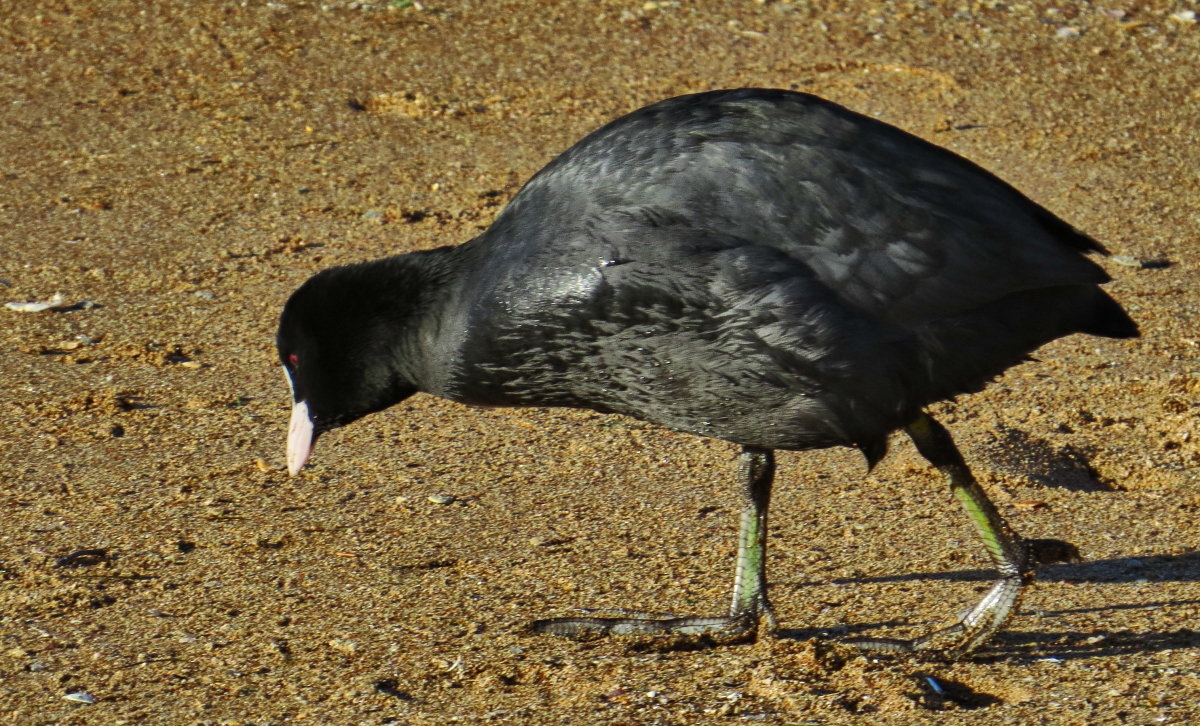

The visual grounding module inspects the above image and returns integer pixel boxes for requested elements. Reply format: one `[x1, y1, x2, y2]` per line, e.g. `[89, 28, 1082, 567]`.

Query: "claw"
[531, 611, 757, 639]
[841, 414, 1082, 660]
[846, 536, 1082, 658]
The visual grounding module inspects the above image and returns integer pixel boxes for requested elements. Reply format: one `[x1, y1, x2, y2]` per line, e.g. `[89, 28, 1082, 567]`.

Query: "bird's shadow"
[810, 550, 1200, 586]
[981, 622, 1200, 662]
[974, 424, 1116, 492]
[777, 551, 1200, 661]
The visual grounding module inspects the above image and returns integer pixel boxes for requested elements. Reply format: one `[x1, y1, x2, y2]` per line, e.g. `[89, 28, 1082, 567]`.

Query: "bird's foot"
[531, 600, 774, 642]
[844, 538, 1080, 660]
[845, 575, 1025, 659]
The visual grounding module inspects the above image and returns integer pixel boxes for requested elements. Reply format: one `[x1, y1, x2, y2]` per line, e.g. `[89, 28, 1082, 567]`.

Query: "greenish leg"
[849, 411, 1080, 658]
[909, 412, 1026, 578]
[729, 447, 776, 627]
[531, 446, 776, 640]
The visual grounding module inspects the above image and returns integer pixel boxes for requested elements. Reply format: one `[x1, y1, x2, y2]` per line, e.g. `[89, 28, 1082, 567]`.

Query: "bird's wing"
[501, 89, 1112, 329]
[761, 127, 1111, 327]
[580, 224, 923, 448]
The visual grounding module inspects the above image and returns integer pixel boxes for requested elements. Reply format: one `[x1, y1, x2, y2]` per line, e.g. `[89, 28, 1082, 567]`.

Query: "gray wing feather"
[499, 90, 1108, 328]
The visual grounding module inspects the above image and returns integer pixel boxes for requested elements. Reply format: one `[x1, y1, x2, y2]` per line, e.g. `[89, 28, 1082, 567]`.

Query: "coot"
[277, 89, 1137, 658]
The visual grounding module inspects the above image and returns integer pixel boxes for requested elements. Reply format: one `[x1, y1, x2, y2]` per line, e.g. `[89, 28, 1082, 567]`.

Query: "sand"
[1, 1, 1197, 723]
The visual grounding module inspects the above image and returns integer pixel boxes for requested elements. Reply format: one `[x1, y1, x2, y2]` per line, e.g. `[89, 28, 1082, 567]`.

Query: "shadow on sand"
[777, 550, 1200, 661]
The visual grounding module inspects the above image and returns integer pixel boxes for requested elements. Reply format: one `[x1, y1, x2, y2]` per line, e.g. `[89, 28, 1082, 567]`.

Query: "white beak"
[287, 399, 315, 476]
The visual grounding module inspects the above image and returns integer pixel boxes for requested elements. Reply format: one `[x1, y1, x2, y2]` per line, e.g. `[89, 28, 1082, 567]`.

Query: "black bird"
[277, 89, 1137, 658]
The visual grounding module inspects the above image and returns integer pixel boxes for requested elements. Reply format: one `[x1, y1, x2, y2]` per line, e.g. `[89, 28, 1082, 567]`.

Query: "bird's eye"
[288, 353, 299, 368]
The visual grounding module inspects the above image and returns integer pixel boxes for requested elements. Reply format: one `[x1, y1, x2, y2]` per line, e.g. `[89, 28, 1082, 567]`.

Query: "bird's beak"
[287, 399, 316, 476]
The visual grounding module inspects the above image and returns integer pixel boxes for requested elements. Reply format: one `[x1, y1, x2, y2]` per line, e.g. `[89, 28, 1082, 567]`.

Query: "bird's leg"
[531, 446, 776, 640]
[728, 445, 776, 627]
[848, 412, 1080, 659]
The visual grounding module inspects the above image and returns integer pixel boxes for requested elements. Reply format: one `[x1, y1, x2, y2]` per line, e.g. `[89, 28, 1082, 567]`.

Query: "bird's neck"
[379, 244, 476, 399]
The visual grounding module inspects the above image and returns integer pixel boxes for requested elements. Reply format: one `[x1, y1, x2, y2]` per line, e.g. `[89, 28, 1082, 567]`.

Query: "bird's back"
[444, 89, 1136, 453]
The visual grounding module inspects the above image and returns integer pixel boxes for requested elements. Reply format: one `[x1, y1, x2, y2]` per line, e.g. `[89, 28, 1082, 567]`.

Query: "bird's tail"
[1075, 288, 1139, 339]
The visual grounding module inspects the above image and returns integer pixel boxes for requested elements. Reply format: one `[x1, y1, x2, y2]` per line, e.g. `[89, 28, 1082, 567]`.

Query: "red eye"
[288, 353, 299, 367]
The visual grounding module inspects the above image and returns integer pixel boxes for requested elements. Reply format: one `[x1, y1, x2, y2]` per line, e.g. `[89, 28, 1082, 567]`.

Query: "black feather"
[277, 88, 1138, 453]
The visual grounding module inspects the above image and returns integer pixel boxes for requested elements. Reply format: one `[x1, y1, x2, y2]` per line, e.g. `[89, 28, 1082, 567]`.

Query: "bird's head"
[276, 262, 424, 475]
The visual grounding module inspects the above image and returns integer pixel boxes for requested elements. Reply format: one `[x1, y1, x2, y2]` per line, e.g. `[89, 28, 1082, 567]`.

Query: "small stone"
[5, 293, 65, 312]
[63, 691, 96, 704]
[1111, 255, 1171, 269]
[427, 493, 455, 505]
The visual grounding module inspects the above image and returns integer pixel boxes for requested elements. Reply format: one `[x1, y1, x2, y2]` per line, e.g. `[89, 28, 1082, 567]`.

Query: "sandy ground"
[1, 1, 1198, 723]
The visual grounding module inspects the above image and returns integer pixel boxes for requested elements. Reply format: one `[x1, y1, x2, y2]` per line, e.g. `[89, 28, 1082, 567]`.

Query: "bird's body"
[277, 89, 1136, 657]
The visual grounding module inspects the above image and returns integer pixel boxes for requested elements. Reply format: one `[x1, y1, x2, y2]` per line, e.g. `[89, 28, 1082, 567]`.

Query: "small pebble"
[5, 294, 65, 312]
[1111, 255, 1171, 269]
[63, 692, 95, 704]
[427, 493, 455, 505]
[55, 549, 108, 568]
